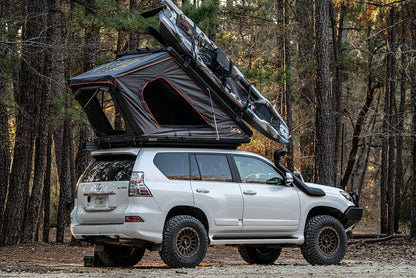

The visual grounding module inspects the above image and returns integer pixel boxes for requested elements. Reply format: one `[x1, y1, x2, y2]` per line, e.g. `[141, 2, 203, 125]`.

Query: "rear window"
[153, 153, 189, 180]
[82, 156, 136, 182]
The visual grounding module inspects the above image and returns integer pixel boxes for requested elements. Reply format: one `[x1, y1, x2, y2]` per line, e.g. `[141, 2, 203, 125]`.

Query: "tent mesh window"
[142, 78, 211, 127]
[76, 89, 126, 136]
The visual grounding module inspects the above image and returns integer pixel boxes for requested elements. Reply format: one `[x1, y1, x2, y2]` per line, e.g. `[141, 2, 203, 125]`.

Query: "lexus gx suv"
[71, 147, 362, 267]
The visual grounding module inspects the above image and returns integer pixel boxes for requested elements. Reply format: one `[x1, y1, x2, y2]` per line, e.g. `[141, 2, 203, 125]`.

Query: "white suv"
[71, 147, 362, 268]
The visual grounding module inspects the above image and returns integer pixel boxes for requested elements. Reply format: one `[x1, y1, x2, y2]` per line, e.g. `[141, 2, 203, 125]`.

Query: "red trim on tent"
[69, 81, 116, 87]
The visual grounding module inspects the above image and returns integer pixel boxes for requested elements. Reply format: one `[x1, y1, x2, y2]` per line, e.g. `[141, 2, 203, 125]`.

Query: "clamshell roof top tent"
[69, 49, 252, 148]
[143, 0, 290, 144]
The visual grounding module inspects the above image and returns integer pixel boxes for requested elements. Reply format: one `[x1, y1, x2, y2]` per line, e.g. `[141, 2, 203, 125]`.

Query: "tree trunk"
[411, 7, 416, 238]
[358, 91, 380, 197]
[207, 2, 218, 41]
[0, 0, 44, 245]
[75, 0, 99, 181]
[116, 29, 124, 55]
[55, 0, 77, 244]
[56, 0, 98, 243]
[357, 134, 372, 197]
[83, 1, 99, 73]
[0, 67, 10, 231]
[42, 132, 52, 243]
[56, 104, 73, 243]
[56, 35, 73, 244]
[330, 3, 346, 187]
[128, 0, 139, 50]
[386, 6, 397, 236]
[75, 0, 99, 195]
[314, 0, 334, 185]
[394, 51, 405, 233]
[76, 127, 94, 178]
[21, 0, 60, 243]
[0, 0, 15, 230]
[283, 0, 293, 171]
[412, 65, 416, 238]
[380, 84, 388, 235]
[294, 0, 314, 181]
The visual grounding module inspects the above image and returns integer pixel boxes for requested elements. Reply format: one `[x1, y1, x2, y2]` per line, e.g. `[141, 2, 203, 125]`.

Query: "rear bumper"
[344, 206, 363, 230]
[70, 222, 163, 244]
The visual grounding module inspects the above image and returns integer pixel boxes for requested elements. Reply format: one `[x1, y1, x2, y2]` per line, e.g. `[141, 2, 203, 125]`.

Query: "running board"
[209, 237, 303, 245]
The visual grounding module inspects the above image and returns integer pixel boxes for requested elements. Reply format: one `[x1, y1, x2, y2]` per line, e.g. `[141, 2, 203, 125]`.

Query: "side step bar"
[209, 237, 303, 246]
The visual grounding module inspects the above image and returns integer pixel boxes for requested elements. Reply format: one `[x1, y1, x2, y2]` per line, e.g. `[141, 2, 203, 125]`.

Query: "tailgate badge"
[96, 183, 102, 191]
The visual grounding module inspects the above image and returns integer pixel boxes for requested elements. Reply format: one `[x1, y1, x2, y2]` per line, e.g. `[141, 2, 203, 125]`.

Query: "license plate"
[94, 196, 107, 208]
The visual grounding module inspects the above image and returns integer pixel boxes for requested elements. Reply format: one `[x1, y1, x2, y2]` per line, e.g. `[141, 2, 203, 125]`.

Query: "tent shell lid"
[69, 50, 172, 89]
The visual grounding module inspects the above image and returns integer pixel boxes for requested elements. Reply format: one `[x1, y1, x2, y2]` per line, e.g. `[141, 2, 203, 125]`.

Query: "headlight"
[340, 191, 353, 202]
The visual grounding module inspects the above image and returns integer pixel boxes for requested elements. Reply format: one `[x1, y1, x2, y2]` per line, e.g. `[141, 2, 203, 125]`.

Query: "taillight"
[125, 216, 144, 222]
[129, 171, 152, 197]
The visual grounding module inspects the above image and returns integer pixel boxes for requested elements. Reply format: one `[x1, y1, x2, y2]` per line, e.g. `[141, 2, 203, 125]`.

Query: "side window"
[233, 155, 284, 185]
[194, 154, 232, 182]
[153, 153, 189, 180]
[190, 155, 201, 180]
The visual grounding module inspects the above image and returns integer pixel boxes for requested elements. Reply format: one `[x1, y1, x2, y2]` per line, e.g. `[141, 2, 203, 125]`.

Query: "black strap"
[244, 85, 252, 110]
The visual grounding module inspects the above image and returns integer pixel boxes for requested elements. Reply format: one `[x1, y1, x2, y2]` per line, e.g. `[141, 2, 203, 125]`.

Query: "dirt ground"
[0, 222, 415, 277]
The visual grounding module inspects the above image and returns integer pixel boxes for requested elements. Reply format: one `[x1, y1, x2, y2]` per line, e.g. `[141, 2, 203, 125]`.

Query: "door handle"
[196, 188, 210, 193]
[243, 190, 257, 195]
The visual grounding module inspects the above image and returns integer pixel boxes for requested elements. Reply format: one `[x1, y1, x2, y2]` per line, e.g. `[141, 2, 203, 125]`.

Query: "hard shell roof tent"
[69, 48, 252, 148]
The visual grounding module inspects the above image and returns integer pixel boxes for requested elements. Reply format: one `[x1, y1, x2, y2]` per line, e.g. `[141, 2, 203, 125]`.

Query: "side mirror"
[285, 172, 294, 186]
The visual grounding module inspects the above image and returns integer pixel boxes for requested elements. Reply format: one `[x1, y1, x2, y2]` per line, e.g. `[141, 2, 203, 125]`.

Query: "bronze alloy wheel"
[301, 215, 347, 265]
[175, 227, 201, 258]
[159, 215, 208, 268]
[317, 226, 340, 256]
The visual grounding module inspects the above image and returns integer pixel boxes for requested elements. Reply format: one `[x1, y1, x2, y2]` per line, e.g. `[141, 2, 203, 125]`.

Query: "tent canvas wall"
[70, 49, 251, 147]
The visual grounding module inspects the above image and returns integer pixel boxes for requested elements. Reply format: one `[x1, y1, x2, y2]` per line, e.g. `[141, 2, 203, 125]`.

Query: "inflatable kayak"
[142, 0, 290, 144]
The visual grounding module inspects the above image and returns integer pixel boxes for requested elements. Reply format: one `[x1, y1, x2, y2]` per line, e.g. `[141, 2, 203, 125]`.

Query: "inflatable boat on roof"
[141, 0, 290, 144]
[69, 49, 252, 148]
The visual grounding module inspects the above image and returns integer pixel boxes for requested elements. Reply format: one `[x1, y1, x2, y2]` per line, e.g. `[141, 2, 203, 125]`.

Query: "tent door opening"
[142, 77, 212, 128]
[75, 88, 128, 136]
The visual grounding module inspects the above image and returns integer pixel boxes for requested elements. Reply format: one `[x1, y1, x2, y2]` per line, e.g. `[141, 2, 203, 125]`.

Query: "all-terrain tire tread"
[159, 215, 208, 268]
[238, 246, 282, 265]
[97, 245, 145, 267]
[300, 215, 347, 265]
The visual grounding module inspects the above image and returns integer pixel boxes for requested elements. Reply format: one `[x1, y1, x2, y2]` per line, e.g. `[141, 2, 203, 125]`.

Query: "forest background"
[0, 0, 416, 246]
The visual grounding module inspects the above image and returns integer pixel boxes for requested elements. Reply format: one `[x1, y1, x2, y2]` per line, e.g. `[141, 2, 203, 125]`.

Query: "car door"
[232, 155, 300, 233]
[190, 154, 244, 234]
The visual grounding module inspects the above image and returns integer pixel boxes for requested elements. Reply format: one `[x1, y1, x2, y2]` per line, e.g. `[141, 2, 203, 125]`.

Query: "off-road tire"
[300, 215, 347, 265]
[97, 245, 145, 267]
[159, 215, 208, 268]
[238, 246, 282, 264]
